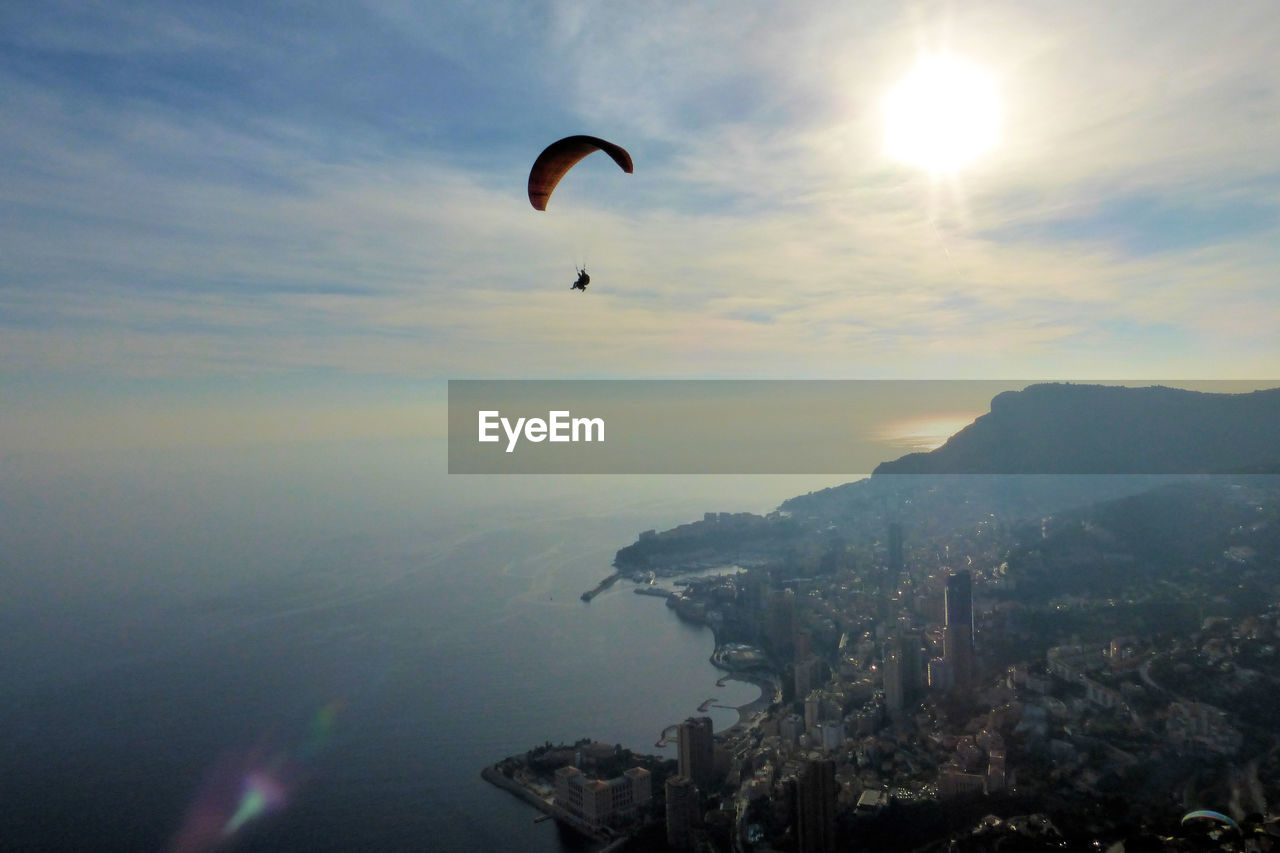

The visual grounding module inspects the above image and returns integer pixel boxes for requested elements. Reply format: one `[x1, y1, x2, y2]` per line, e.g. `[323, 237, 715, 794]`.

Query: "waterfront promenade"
[716, 671, 779, 734]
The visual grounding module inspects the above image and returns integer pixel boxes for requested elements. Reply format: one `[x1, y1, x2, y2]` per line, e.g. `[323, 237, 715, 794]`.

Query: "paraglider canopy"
[1181, 810, 1240, 834]
[528, 135, 633, 211]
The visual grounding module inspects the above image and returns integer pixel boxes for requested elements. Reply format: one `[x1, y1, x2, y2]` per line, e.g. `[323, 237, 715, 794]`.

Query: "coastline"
[481, 570, 782, 837]
[480, 765, 556, 817]
[713, 671, 779, 734]
[480, 765, 616, 846]
[583, 570, 781, 736]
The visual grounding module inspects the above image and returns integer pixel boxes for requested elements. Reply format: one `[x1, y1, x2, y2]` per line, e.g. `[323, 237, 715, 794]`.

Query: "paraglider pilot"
[571, 267, 590, 291]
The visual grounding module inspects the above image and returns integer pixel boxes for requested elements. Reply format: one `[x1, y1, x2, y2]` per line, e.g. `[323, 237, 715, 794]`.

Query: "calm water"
[1, 501, 761, 852]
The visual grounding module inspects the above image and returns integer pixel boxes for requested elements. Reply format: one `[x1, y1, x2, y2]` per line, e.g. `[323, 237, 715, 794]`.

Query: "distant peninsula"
[613, 511, 803, 574]
[873, 382, 1280, 475]
[614, 384, 1280, 573]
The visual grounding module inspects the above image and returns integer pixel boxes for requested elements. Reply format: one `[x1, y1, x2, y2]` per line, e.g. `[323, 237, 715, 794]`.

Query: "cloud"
[1, 0, 1277, 395]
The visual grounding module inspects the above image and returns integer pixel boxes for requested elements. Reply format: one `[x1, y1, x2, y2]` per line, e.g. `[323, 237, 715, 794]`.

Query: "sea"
[0, 462, 830, 852]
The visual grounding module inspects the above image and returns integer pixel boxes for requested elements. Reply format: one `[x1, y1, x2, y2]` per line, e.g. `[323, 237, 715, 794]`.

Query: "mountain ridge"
[872, 383, 1280, 475]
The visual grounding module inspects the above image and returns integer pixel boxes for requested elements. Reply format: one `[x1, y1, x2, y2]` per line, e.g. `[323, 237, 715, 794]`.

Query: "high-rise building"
[804, 689, 823, 732]
[944, 570, 975, 689]
[780, 712, 805, 745]
[665, 775, 699, 851]
[928, 656, 953, 690]
[794, 654, 824, 700]
[796, 758, 838, 853]
[741, 571, 769, 615]
[888, 522, 904, 572]
[678, 716, 715, 789]
[794, 628, 813, 663]
[986, 748, 1007, 793]
[765, 588, 796, 656]
[883, 637, 904, 711]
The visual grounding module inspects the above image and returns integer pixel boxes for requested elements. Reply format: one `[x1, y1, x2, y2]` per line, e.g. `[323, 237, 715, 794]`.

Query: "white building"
[554, 765, 652, 829]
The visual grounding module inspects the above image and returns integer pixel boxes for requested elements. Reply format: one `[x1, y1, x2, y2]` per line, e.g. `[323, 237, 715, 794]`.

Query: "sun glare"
[876, 413, 980, 452]
[883, 55, 999, 174]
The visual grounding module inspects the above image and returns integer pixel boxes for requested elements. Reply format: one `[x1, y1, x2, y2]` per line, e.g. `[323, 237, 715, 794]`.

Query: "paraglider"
[1181, 810, 1240, 835]
[527, 135, 633, 211]
[529, 135, 631, 292]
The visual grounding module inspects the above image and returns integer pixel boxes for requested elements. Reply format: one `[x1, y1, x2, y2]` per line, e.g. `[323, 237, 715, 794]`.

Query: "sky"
[2, 0, 1279, 457]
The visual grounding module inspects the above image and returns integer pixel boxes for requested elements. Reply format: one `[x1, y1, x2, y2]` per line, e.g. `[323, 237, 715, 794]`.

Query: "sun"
[883, 55, 999, 174]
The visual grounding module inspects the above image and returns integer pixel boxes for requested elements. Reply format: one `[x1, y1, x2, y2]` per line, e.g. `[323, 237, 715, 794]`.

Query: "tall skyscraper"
[944, 570, 975, 690]
[794, 627, 813, 663]
[888, 522, 904, 572]
[794, 654, 824, 700]
[796, 758, 838, 853]
[765, 588, 796, 656]
[665, 775, 698, 851]
[677, 716, 715, 789]
[742, 570, 769, 615]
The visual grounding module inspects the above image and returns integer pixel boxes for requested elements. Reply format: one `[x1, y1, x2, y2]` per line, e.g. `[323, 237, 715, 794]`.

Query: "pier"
[580, 572, 621, 601]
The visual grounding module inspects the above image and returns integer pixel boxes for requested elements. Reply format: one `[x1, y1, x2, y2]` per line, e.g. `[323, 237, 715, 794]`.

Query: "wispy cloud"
[1, 0, 1277, 404]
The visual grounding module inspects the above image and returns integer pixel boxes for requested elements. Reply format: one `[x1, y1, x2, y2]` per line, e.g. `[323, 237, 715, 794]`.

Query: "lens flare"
[169, 702, 343, 853]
